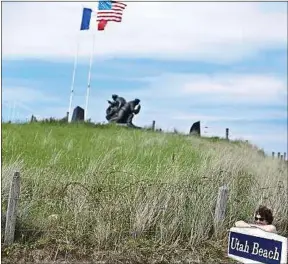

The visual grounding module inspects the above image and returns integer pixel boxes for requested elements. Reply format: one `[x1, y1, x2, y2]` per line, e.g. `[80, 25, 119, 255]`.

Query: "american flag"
[97, 0, 127, 23]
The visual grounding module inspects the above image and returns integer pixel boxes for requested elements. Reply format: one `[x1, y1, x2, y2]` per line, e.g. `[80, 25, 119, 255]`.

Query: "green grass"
[1, 122, 287, 263]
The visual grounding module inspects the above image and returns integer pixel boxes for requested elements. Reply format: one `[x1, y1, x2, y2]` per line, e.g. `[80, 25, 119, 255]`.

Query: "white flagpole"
[9, 101, 13, 122]
[68, 35, 80, 122]
[12, 100, 16, 123]
[84, 31, 96, 121]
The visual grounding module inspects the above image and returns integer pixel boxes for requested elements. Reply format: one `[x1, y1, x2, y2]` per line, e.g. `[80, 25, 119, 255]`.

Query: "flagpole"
[68, 34, 80, 123]
[84, 31, 96, 121]
[9, 101, 13, 122]
[12, 100, 16, 123]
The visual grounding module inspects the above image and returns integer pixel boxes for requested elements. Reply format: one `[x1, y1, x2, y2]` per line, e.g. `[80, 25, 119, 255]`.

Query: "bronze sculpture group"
[106, 94, 141, 128]
[105, 95, 200, 133]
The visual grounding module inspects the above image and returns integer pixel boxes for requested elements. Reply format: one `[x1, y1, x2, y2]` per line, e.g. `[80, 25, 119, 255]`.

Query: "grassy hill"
[2, 122, 287, 263]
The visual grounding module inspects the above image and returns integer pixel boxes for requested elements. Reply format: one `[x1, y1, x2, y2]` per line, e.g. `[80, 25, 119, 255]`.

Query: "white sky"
[2, 2, 287, 62]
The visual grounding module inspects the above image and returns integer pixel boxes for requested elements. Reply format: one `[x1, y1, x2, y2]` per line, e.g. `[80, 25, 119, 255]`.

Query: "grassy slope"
[1, 122, 287, 263]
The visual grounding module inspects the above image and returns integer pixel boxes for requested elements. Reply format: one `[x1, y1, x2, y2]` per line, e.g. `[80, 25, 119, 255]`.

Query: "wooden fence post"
[4, 171, 21, 246]
[272, 152, 275, 158]
[284, 152, 286, 161]
[214, 185, 228, 232]
[225, 128, 229, 140]
[280, 155, 283, 161]
[152, 120, 155, 131]
[277, 152, 281, 159]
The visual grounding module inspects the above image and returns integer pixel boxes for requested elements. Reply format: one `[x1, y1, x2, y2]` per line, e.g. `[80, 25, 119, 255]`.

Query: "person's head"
[254, 205, 274, 225]
[112, 94, 118, 100]
[134, 98, 140, 105]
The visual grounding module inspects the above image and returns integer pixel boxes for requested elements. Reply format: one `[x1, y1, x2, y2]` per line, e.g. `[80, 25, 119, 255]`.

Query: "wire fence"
[2, 170, 287, 247]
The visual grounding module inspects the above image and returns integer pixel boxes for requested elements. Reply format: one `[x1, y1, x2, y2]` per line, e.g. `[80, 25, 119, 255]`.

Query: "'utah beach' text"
[231, 238, 280, 260]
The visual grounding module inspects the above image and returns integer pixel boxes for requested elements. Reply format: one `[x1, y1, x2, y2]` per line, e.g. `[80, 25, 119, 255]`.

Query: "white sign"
[228, 227, 287, 264]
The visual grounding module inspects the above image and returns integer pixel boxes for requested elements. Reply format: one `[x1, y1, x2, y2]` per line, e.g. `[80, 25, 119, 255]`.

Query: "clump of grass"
[1, 122, 287, 261]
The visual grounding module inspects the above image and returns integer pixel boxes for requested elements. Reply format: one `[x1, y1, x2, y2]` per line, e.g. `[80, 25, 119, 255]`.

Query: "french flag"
[80, 8, 93, 30]
[80, 7, 107, 31]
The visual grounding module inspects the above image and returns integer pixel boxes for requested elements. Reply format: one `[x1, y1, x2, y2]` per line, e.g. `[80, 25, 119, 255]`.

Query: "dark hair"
[255, 205, 274, 224]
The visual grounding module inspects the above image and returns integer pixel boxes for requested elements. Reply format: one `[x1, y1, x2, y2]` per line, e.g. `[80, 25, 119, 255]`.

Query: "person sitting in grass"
[235, 205, 277, 233]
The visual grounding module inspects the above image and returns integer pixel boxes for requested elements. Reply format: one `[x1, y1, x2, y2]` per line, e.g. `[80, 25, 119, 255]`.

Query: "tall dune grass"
[2, 122, 287, 253]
